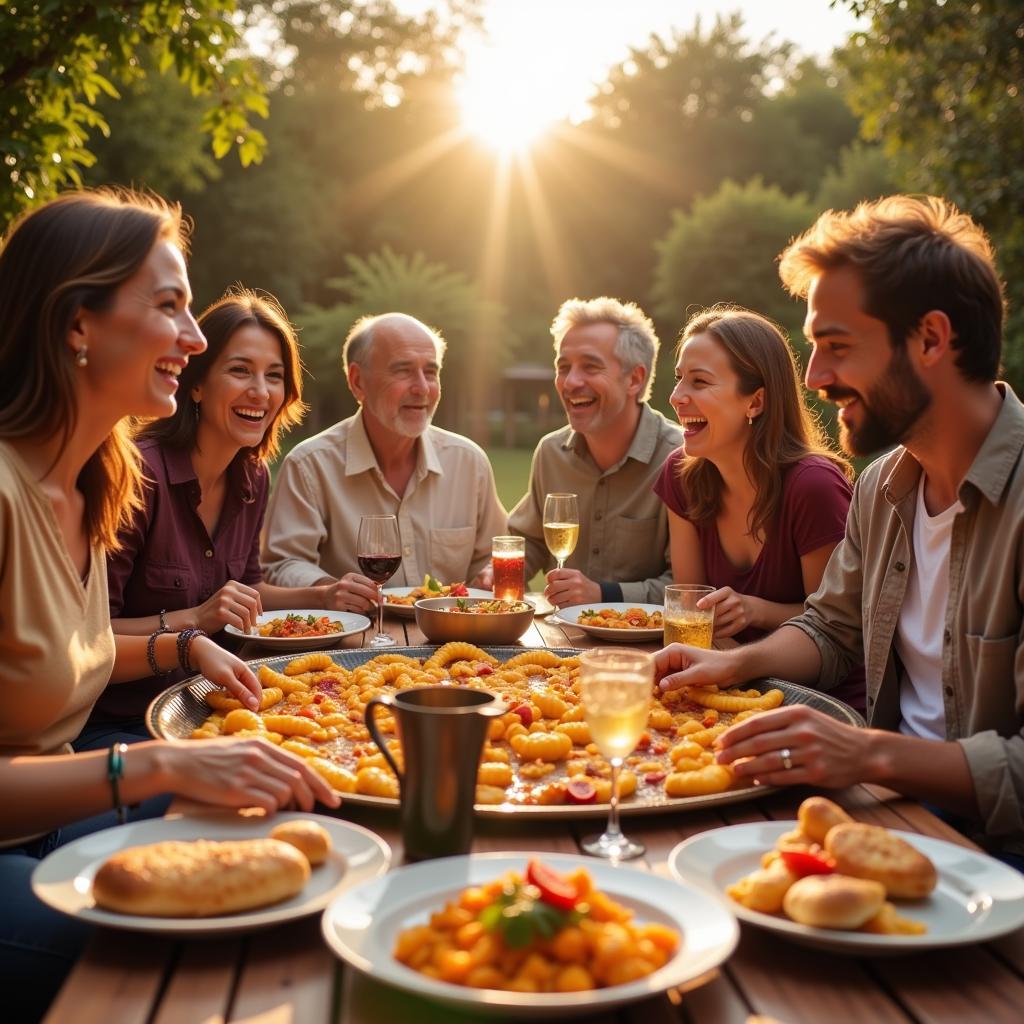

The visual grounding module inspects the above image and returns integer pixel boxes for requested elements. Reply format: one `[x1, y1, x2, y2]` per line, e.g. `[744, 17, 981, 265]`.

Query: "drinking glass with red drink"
[491, 535, 525, 601]
[357, 514, 402, 647]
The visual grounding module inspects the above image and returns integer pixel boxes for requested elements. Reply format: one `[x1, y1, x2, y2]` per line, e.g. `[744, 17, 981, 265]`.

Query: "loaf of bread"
[92, 837, 311, 917]
[824, 823, 937, 899]
[269, 820, 332, 866]
[783, 874, 886, 930]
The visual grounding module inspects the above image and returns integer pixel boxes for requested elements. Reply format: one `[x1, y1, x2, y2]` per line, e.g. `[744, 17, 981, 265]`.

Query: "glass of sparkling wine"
[357, 514, 402, 648]
[663, 584, 715, 648]
[543, 492, 579, 570]
[580, 648, 654, 861]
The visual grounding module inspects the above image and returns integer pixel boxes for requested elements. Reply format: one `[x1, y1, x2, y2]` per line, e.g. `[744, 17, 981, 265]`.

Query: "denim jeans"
[0, 794, 173, 1023]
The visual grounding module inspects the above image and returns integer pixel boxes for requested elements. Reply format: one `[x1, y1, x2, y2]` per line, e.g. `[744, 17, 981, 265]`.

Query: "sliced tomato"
[643, 770, 667, 784]
[780, 849, 836, 878]
[513, 704, 534, 726]
[476, 664, 494, 676]
[526, 859, 578, 910]
[296, 706, 318, 719]
[566, 778, 597, 804]
[449, 582, 469, 597]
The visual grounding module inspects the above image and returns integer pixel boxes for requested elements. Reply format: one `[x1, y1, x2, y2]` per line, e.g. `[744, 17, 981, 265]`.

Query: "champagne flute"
[357, 514, 402, 648]
[543, 492, 579, 570]
[579, 648, 653, 860]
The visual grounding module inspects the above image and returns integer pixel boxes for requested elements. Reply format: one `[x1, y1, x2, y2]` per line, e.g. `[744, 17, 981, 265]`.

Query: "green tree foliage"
[814, 142, 906, 212]
[0, 1, 268, 223]
[840, 0, 1024, 384]
[297, 247, 504, 434]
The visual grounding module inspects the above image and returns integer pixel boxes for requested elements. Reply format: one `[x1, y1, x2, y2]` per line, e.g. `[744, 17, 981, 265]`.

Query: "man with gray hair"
[262, 313, 507, 608]
[501, 297, 682, 606]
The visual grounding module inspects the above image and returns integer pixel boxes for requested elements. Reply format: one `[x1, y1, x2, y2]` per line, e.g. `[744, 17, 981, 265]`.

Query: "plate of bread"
[668, 797, 1024, 953]
[31, 810, 391, 935]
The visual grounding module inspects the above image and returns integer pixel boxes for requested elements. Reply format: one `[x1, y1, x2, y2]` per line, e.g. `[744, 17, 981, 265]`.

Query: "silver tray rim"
[146, 645, 865, 820]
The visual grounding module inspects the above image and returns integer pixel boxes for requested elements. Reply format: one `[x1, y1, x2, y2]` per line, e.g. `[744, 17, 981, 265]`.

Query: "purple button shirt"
[91, 438, 268, 722]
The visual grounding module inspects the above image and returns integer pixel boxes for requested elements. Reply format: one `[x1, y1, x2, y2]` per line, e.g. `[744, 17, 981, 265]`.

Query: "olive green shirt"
[788, 383, 1024, 855]
[508, 404, 683, 603]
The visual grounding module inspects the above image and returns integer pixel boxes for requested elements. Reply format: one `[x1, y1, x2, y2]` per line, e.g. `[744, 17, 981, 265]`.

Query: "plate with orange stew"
[321, 852, 737, 1016]
[224, 610, 371, 650]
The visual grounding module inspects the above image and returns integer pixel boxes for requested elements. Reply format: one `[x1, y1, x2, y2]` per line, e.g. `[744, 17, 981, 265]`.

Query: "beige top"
[787, 383, 1024, 855]
[508, 404, 683, 603]
[0, 442, 115, 758]
[262, 411, 508, 588]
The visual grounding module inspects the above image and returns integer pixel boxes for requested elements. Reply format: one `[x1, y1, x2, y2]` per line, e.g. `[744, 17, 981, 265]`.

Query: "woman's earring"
[747, 415, 753, 426]
[75, 346, 88, 368]
[193, 399, 201, 422]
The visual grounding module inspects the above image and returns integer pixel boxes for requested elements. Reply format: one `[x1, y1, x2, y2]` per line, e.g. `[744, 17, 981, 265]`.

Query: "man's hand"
[714, 705, 869, 788]
[655, 643, 740, 693]
[321, 573, 378, 613]
[472, 565, 494, 590]
[544, 569, 600, 608]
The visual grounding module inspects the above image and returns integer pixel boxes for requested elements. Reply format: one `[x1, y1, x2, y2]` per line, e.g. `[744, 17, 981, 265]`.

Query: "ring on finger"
[780, 747, 794, 771]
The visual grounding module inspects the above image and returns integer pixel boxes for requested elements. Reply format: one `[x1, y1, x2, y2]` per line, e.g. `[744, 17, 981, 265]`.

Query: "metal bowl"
[414, 597, 535, 645]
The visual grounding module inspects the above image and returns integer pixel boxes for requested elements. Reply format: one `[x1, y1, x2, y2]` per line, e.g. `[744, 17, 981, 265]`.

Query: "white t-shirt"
[895, 474, 963, 740]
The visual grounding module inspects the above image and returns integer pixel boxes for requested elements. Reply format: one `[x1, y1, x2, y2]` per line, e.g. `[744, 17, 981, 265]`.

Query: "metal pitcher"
[365, 686, 505, 861]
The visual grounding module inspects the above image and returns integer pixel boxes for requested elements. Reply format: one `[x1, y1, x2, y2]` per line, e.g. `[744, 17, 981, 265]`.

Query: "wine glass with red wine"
[357, 514, 402, 648]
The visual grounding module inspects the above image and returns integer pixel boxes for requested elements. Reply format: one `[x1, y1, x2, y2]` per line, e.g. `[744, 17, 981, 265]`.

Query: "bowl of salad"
[414, 597, 535, 645]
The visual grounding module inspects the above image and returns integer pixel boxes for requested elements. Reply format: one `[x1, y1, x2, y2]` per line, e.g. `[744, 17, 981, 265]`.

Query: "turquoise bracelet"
[107, 742, 128, 825]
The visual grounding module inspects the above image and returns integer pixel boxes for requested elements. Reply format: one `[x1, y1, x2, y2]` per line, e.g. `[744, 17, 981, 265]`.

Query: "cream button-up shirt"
[261, 411, 508, 588]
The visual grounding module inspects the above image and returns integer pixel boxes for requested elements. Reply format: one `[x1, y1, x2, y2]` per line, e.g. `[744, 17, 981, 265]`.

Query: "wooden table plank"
[153, 939, 241, 1024]
[44, 931, 173, 1024]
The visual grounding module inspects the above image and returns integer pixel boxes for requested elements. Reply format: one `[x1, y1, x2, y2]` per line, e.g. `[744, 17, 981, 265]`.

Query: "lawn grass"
[488, 446, 534, 511]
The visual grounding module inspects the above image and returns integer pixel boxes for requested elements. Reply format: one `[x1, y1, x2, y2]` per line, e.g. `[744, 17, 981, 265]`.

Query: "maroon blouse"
[91, 438, 268, 722]
[654, 451, 866, 712]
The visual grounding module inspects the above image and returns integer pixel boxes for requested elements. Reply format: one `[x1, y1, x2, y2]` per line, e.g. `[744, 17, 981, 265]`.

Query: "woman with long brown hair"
[78, 288, 368, 748]
[0, 190, 337, 1020]
[653, 305, 864, 710]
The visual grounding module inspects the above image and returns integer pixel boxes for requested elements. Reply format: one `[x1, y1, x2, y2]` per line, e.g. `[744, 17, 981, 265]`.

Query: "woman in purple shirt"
[653, 305, 865, 711]
[79, 289, 362, 747]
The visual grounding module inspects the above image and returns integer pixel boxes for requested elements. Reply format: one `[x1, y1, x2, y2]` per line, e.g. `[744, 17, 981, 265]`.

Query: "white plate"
[382, 587, 492, 619]
[322, 851, 738, 1017]
[668, 821, 1024, 954]
[224, 609, 371, 649]
[32, 811, 391, 936]
[549, 602, 664, 642]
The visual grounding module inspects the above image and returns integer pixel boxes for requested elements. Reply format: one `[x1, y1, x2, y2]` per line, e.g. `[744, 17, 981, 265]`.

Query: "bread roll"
[93, 838, 310, 917]
[783, 874, 886, 929]
[269, 820, 332, 866]
[727, 857, 797, 914]
[824, 823, 937, 899]
[798, 796, 853, 844]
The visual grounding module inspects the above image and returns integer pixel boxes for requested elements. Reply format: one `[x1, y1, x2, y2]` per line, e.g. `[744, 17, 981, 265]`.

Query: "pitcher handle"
[364, 694, 403, 782]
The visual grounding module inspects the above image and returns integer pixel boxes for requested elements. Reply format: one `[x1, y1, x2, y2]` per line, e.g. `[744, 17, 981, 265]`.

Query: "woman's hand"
[699, 587, 761, 638]
[158, 737, 341, 813]
[655, 642, 740, 693]
[321, 573, 379, 613]
[190, 636, 261, 711]
[194, 580, 263, 633]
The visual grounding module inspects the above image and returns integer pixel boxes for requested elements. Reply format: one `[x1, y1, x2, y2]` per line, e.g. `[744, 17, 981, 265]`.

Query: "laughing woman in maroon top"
[79, 289, 368, 747]
[653, 305, 866, 712]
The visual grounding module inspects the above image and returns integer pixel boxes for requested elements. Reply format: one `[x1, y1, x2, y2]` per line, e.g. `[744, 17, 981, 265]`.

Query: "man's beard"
[824, 346, 931, 456]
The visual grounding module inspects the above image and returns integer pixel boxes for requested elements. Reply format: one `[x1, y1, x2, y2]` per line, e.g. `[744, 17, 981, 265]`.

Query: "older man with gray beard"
[262, 313, 507, 610]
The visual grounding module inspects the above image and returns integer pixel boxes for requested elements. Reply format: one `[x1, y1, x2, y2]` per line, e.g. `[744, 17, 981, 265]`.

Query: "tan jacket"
[788, 383, 1024, 853]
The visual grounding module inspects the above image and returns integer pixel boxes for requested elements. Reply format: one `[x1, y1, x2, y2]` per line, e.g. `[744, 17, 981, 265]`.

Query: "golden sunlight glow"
[457, 45, 569, 154]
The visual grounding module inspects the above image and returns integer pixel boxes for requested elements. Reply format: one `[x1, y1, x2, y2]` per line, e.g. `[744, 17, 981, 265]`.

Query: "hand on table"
[190, 636, 261, 711]
[714, 705, 868, 788]
[544, 569, 600, 608]
[321, 573, 378, 613]
[471, 565, 494, 590]
[161, 736, 341, 812]
[194, 580, 263, 634]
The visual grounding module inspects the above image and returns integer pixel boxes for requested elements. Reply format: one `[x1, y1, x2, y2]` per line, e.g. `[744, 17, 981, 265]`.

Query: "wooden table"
[46, 612, 1024, 1024]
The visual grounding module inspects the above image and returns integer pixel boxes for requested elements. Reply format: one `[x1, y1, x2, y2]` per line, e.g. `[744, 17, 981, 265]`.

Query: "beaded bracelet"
[176, 627, 208, 672]
[146, 629, 173, 677]
[107, 742, 128, 825]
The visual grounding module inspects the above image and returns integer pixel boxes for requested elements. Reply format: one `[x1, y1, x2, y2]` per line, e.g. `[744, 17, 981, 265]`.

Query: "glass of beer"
[580, 648, 653, 860]
[663, 584, 715, 648]
[492, 535, 526, 601]
[543, 492, 579, 569]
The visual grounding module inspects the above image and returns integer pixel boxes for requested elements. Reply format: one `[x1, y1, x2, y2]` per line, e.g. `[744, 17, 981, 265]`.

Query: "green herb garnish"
[478, 883, 584, 949]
